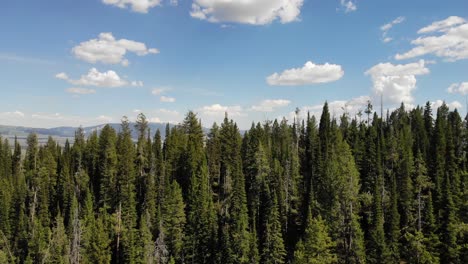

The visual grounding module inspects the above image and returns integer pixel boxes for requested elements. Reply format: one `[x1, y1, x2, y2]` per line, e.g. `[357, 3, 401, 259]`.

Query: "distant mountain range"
[0, 123, 177, 147]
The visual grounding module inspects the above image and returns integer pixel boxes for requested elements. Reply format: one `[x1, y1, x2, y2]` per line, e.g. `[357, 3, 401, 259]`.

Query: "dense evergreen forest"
[0, 101, 467, 264]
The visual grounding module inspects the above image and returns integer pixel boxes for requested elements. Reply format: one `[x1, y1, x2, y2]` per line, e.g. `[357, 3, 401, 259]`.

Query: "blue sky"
[0, 0, 467, 129]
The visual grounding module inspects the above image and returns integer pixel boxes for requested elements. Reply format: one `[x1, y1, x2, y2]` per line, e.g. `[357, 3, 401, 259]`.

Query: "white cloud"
[250, 99, 291, 112]
[128, 108, 180, 124]
[365, 60, 430, 104]
[190, 0, 304, 25]
[340, 0, 357, 13]
[160, 96, 176, 102]
[25, 113, 115, 128]
[55, 72, 68, 80]
[158, 108, 180, 115]
[285, 96, 370, 121]
[381, 16, 405, 32]
[102, 0, 162, 13]
[56, 68, 142, 88]
[431, 100, 462, 110]
[381, 16, 405, 43]
[151, 108, 180, 124]
[131, 81, 144, 87]
[96, 115, 114, 123]
[383, 37, 393, 43]
[447, 82, 468, 95]
[66, 87, 97, 95]
[267, 61, 344, 86]
[0, 111, 25, 119]
[418, 16, 466, 34]
[199, 104, 244, 117]
[149, 117, 162, 123]
[72, 32, 159, 66]
[151, 87, 171, 95]
[0, 110, 178, 128]
[396, 16, 468, 61]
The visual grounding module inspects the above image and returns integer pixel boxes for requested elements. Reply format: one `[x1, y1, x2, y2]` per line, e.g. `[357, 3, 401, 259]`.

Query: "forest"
[0, 101, 466, 264]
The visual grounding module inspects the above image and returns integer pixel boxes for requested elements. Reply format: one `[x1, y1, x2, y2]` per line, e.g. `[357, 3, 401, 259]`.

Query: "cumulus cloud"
[447, 82, 468, 95]
[56, 68, 142, 88]
[267, 61, 344, 86]
[72, 32, 159, 66]
[131, 81, 144, 87]
[396, 16, 468, 61]
[66, 87, 97, 95]
[128, 108, 180, 124]
[155, 109, 180, 123]
[199, 104, 244, 117]
[383, 37, 393, 43]
[285, 96, 370, 121]
[250, 99, 291, 112]
[365, 60, 430, 104]
[151, 108, 181, 124]
[190, 0, 304, 25]
[340, 0, 357, 13]
[102, 0, 162, 13]
[149, 117, 162, 123]
[431, 100, 462, 110]
[160, 96, 176, 103]
[55, 72, 68, 80]
[151, 87, 171, 95]
[381, 16, 405, 43]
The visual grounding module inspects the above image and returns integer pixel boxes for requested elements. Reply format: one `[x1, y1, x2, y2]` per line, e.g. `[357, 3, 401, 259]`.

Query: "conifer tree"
[44, 212, 70, 264]
[98, 124, 118, 210]
[115, 116, 138, 263]
[260, 183, 286, 264]
[293, 210, 337, 264]
[161, 180, 186, 262]
[183, 111, 216, 263]
[329, 134, 366, 264]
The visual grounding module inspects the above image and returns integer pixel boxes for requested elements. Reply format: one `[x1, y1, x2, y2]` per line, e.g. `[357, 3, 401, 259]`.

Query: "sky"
[0, 0, 467, 129]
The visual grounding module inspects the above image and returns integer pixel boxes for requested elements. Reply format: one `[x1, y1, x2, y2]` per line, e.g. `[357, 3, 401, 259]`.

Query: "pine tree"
[329, 134, 366, 264]
[161, 180, 186, 262]
[439, 174, 459, 263]
[260, 184, 286, 264]
[216, 116, 251, 263]
[366, 116, 389, 264]
[136, 211, 157, 264]
[43, 212, 70, 264]
[86, 208, 112, 263]
[404, 230, 439, 264]
[115, 116, 138, 263]
[98, 124, 118, 210]
[293, 211, 337, 264]
[183, 111, 216, 263]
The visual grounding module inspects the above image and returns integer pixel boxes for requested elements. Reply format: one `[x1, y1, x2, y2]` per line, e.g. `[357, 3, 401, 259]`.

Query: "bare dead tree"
[70, 206, 81, 264]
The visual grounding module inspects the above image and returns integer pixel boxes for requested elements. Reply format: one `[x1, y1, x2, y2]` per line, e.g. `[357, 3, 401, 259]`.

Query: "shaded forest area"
[0, 101, 466, 263]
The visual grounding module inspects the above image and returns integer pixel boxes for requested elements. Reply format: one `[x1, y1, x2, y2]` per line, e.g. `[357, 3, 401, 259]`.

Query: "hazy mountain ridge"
[0, 123, 176, 146]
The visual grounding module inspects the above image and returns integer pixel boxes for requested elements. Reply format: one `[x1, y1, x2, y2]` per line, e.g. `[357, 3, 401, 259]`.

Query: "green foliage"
[293, 212, 337, 264]
[260, 187, 286, 264]
[0, 105, 465, 263]
[161, 180, 186, 262]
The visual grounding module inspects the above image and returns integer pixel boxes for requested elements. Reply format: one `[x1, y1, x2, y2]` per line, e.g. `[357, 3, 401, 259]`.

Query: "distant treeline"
[0, 101, 466, 263]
